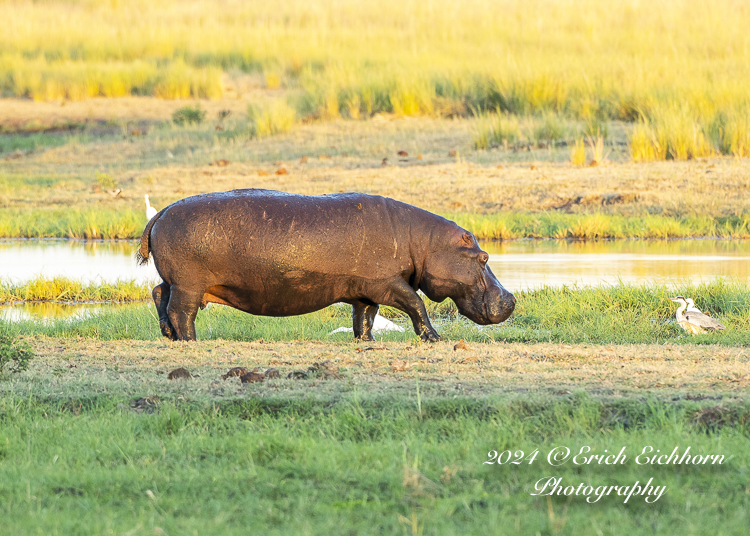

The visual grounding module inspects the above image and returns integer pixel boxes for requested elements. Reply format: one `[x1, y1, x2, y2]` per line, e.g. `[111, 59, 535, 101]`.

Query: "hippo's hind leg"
[166, 286, 204, 341]
[352, 300, 379, 341]
[152, 282, 177, 340]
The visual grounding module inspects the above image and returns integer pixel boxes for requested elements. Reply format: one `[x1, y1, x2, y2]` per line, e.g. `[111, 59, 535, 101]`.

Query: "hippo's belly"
[201, 267, 375, 316]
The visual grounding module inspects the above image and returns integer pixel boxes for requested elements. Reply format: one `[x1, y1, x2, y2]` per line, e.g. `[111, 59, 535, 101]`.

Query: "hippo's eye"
[461, 233, 474, 246]
[478, 252, 489, 265]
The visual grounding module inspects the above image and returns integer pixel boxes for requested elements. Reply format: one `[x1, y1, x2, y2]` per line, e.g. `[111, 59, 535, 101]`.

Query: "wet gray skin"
[138, 189, 516, 342]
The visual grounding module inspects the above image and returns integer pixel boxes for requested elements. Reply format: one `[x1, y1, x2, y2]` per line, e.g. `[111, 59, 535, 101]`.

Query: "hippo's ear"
[460, 232, 474, 247]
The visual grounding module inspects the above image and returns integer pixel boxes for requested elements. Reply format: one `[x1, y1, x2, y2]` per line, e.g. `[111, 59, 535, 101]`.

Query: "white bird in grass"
[667, 296, 725, 335]
[144, 195, 157, 220]
[685, 298, 701, 313]
[329, 314, 405, 335]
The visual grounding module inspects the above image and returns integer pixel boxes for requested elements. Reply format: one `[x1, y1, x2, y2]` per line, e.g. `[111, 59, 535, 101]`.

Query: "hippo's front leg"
[352, 301, 379, 341]
[383, 280, 440, 342]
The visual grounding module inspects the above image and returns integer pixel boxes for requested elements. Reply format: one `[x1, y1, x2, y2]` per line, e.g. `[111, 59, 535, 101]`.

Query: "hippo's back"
[144, 189, 433, 293]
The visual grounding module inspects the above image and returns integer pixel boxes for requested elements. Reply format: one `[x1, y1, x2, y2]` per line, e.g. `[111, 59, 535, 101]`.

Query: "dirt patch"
[12, 337, 750, 403]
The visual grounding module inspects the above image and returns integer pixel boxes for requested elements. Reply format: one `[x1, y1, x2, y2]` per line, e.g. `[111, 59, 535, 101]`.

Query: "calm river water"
[2, 238, 749, 321]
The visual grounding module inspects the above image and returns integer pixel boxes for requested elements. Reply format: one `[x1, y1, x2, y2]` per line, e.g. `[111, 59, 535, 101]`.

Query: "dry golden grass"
[27, 337, 750, 398]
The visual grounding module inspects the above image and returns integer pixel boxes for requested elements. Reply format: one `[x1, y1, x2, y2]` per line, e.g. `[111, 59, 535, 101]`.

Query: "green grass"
[472, 112, 576, 150]
[450, 213, 750, 240]
[0, 131, 75, 155]
[0, 392, 747, 534]
[0, 208, 144, 239]
[4, 281, 749, 346]
[0, 277, 151, 303]
[3, 210, 750, 240]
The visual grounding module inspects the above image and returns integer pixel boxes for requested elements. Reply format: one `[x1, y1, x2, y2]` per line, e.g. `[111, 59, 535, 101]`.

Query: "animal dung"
[240, 371, 265, 383]
[167, 367, 192, 380]
[453, 339, 469, 351]
[264, 368, 281, 379]
[129, 396, 161, 413]
[221, 367, 250, 380]
[391, 359, 415, 372]
[448, 150, 458, 157]
[275, 167, 288, 175]
[397, 150, 408, 157]
[306, 361, 341, 379]
[257, 170, 270, 176]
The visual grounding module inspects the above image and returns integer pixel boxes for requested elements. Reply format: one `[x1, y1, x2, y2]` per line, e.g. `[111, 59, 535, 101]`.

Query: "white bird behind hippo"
[144, 195, 157, 220]
[329, 314, 405, 336]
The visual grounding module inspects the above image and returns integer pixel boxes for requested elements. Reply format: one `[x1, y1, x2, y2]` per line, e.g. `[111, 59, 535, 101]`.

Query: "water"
[2, 238, 749, 321]
[0, 239, 159, 284]
[0, 302, 113, 324]
[483, 239, 750, 290]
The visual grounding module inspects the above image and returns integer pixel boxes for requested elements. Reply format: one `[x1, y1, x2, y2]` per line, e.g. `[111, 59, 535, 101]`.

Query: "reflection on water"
[0, 302, 109, 323]
[0, 239, 159, 284]
[1, 238, 749, 321]
[482, 239, 750, 290]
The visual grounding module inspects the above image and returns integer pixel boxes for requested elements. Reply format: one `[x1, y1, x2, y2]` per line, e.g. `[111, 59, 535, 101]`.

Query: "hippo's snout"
[484, 286, 516, 324]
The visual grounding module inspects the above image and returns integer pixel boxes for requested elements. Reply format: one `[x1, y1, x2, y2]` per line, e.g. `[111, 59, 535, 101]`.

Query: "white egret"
[144, 195, 158, 220]
[685, 298, 701, 313]
[668, 296, 725, 335]
[329, 314, 405, 335]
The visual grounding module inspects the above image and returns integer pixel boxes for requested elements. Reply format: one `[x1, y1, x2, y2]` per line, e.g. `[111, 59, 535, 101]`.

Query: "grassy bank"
[0, 277, 151, 303]
[3, 209, 750, 240]
[3, 281, 749, 346]
[1, 324, 747, 533]
[0, 209, 144, 239]
[451, 212, 750, 240]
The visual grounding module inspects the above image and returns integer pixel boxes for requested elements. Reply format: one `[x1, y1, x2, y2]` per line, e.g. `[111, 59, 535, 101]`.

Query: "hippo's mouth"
[481, 287, 515, 325]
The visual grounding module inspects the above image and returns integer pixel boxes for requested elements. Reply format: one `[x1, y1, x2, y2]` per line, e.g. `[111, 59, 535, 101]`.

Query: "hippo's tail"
[136, 209, 165, 266]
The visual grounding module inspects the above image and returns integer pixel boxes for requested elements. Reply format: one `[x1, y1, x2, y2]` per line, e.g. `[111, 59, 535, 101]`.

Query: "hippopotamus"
[137, 189, 515, 342]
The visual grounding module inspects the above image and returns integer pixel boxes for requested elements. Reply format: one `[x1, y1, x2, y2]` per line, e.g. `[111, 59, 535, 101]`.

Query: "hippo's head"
[419, 230, 515, 325]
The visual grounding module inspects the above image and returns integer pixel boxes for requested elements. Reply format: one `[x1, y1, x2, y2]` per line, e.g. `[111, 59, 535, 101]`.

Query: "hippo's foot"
[420, 329, 441, 343]
[159, 319, 178, 341]
[355, 332, 375, 342]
